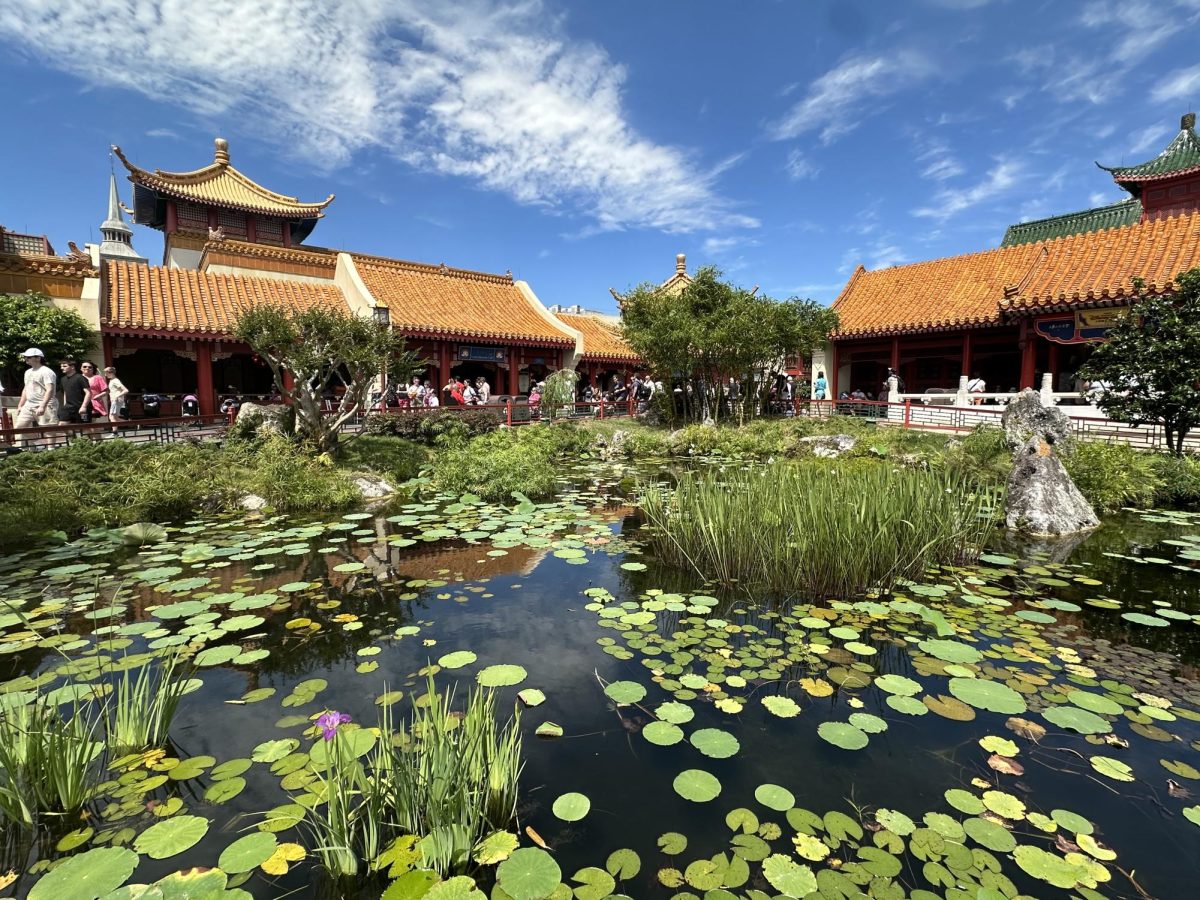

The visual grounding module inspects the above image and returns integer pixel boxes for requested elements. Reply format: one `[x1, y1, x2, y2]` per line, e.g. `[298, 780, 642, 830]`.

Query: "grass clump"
[0, 700, 104, 828]
[432, 424, 592, 501]
[640, 462, 997, 597]
[1150, 454, 1200, 507]
[336, 435, 430, 485]
[1062, 440, 1162, 513]
[295, 679, 522, 882]
[108, 654, 192, 756]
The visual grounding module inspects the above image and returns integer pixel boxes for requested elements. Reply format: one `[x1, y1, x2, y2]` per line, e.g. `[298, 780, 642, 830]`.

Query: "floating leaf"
[605, 848, 641, 879]
[1042, 705, 1111, 735]
[476, 665, 527, 688]
[551, 792, 591, 822]
[689, 728, 740, 759]
[1090, 756, 1135, 782]
[673, 769, 722, 802]
[948, 678, 1026, 715]
[219, 832, 279, 873]
[761, 696, 801, 718]
[818, 721, 869, 750]
[642, 721, 684, 746]
[535, 721, 563, 738]
[438, 651, 477, 670]
[28, 847, 139, 900]
[754, 783, 795, 811]
[517, 689, 545, 708]
[761, 854, 817, 898]
[656, 702, 694, 724]
[603, 681, 646, 705]
[133, 815, 209, 859]
[473, 831, 519, 866]
[496, 848, 562, 900]
[657, 832, 687, 854]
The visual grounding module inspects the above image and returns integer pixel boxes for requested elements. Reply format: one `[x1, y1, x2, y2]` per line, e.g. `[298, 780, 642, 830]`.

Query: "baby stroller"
[182, 394, 200, 417]
[142, 393, 162, 419]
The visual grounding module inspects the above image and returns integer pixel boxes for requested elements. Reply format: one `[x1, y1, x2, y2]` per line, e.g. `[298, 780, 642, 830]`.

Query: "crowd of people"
[11, 348, 130, 430]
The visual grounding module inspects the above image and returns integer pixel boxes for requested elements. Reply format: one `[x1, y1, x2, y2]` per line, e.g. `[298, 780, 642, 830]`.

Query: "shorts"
[15, 402, 58, 428]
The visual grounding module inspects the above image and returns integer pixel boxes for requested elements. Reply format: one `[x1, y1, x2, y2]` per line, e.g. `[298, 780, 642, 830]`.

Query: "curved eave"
[832, 316, 1006, 340]
[1000, 286, 1168, 315]
[394, 324, 574, 347]
[100, 323, 238, 341]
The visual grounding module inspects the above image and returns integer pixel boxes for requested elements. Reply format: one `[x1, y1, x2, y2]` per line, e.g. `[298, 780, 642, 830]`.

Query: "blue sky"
[2, 0, 1199, 314]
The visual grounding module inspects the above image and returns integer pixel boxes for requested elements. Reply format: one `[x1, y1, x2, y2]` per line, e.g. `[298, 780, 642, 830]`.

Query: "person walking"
[83, 362, 109, 422]
[476, 377, 491, 405]
[966, 371, 986, 405]
[104, 366, 129, 423]
[15, 349, 58, 447]
[814, 370, 828, 401]
[57, 358, 93, 425]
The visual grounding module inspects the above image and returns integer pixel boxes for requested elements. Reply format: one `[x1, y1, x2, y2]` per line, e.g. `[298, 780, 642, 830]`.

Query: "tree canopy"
[1079, 267, 1200, 455]
[619, 266, 838, 422]
[0, 292, 95, 391]
[233, 305, 419, 454]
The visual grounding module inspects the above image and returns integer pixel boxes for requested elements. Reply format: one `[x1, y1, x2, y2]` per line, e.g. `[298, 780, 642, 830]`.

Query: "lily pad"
[496, 848, 562, 900]
[673, 769, 722, 802]
[818, 721, 869, 750]
[754, 783, 795, 811]
[761, 854, 817, 898]
[552, 792, 591, 821]
[948, 678, 1027, 715]
[28, 847, 139, 900]
[133, 815, 209, 859]
[604, 681, 646, 705]
[477, 665, 527, 688]
[219, 832, 279, 873]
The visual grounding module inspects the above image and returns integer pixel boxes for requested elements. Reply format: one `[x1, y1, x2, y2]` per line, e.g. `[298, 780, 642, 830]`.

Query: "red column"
[197, 343, 215, 415]
[246, 215, 258, 244]
[282, 222, 292, 248]
[102, 334, 115, 368]
[439, 343, 452, 392]
[961, 331, 973, 377]
[890, 336, 900, 372]
[166, 201, 178, 235]
[1048, 341, 1060, 388]
[1019, 319, 1036, 389]
[508, 347, 520, 395]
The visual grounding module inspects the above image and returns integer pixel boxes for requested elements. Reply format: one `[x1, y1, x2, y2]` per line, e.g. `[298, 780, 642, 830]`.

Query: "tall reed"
[108, 653, 191, 755]
[639, 463, 997, 598]
[0, 700, 104, 827]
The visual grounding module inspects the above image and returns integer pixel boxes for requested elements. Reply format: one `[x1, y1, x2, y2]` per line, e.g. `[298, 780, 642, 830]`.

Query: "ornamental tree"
[1078, 267, 1200, 455]
[234, 305, 419, 455]
[0, 292, 95, 392]
[619, 266, 838, 423]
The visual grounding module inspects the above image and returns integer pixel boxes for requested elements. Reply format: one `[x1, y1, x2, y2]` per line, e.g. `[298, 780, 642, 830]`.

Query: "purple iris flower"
[316, 710, 352, 741]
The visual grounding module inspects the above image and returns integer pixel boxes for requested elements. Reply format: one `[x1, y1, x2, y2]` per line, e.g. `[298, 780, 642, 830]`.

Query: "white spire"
[99, 170, 145, 264]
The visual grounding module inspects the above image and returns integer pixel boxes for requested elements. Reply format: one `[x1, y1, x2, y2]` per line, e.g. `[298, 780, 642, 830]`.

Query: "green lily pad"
[673, 769, 722, 802]
[642, 721, 684, 746]
[28, 847, 139, 900]
[604, 681, 646, 705]
[477, 665, 527, 688]
[948, 678, 1027, 715]
[754, 783, 795, 811]
[496, 848, 562, 900]
[761, 696, 801, 718]
[1042, 705, 1111, 734]
[219, 832, 279, 873]
[690, 728, 740, 759]
[438, 651, 477, 669]
[133, 815, 209, 859]
[818, 721, 869, 750]
[552, 792, 591, 821]
[761, 854, 817, 898]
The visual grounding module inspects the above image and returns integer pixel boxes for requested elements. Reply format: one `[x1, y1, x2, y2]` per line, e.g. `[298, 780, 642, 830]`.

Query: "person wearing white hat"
[15, 348, 58, 445]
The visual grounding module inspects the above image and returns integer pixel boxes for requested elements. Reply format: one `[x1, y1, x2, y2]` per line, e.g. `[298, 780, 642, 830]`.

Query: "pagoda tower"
[97, 171, 146, 266]
[1099, 112, 1200, 221]
[111, 137, 334, 268]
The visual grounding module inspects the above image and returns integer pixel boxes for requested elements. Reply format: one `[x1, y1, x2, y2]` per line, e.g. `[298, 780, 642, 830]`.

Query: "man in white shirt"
[966, 372, 986, 405]
[15, 348, 58, 446]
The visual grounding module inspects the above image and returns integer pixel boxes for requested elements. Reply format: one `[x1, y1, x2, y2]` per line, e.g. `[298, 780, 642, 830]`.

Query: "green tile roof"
[999, 198, 1142, 247]
[1098, 113, 1200, 186]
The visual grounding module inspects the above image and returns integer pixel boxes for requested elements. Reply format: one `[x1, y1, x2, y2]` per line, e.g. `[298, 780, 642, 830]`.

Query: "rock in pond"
[798, 434, 857, 458]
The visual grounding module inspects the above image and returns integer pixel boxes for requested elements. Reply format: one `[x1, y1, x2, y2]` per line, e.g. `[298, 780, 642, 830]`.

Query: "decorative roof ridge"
[112, 141, 335, 211]
[1007, 197, 1139, 229]
[105, 258, 343, 294]
[1097, 112, 1200, 182]
[350, 252, 515, 285]
[0, 251, 97, 277]
[831, 264, 866, 311]
[200, 237, 338, 267]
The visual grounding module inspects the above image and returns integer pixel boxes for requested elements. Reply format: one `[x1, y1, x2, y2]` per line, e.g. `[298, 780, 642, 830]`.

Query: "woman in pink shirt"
[81, 362, 109, 421]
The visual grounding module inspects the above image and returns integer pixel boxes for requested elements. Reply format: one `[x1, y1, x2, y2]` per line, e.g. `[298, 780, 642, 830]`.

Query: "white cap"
[22, 348, 44, 358]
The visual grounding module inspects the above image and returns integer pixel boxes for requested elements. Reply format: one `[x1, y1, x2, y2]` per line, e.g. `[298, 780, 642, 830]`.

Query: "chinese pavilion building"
[824, 112, 1200, 399]
[81, 137, 651, 414]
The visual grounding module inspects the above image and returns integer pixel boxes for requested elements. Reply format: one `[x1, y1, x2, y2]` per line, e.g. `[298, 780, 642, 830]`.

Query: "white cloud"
[1152, 64, 1200, 104]
[784, 149, 819, 181]
[770, 52, 935, 144]
[1126, 123, 1172, 156]
[912, 158, 1023, 221]
[0, 0, 755, 235]
[840, 239, 910, 273]
[914, 137, 964, 182]
[144, 128, 179, 140]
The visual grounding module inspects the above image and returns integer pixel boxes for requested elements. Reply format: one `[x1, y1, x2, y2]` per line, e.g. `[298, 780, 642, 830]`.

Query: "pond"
[1, 461, 1199, 898]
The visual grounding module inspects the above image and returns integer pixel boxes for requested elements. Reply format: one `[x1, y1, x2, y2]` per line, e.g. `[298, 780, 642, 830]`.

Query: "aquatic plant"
[384, 676, 523, 874]
[0, 700, 104, 827]
[639, 462, 997, 597]
[108, 653, 192, 756]
[1062, 439, 1162, 512]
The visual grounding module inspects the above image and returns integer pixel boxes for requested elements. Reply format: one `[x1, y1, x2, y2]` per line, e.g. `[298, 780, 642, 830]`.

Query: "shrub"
[640, 462, 998, 598]
[1150, 454, 1200, 508]
[431, 423, 592, 501]
[249, 435, 360, 511]
[363, 409, 501, 444]
[1062, 440, 1162, 512]
[337, 435, 430, 484]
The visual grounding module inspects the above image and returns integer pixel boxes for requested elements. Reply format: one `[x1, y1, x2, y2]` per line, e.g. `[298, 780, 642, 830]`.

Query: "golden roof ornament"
[214, 138, 230, 165]
[676, 253, 686, 275]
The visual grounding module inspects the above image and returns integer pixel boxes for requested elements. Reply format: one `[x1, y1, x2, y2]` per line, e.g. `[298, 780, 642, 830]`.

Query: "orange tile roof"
[103, 261, 348, 335]
[352, 255, 575, 345]
[555, 313, 640, 361]
[834, 211, 1200, 337]
[113, 142, 333, 219]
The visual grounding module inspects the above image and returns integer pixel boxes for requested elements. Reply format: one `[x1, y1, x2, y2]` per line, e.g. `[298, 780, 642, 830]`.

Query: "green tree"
[0, 292, 95, 391]
[1079, 267, 1200, 455]
[619, 267, 837, 423]
[539, 368, 578, 421]
[233, 305, 420, 455]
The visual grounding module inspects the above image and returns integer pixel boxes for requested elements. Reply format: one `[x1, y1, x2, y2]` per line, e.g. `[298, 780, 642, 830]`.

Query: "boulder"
[239, 493, 268, 511]
[798, 434, 857, 458]
[1001, 389, 1071, 451]
[1000, 390, 1097, 535]
[595, 429, 630, 461]
[351, 474, 396, 500]
[233, 402, 294, 439]
[1005, 435, 1099, 535]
